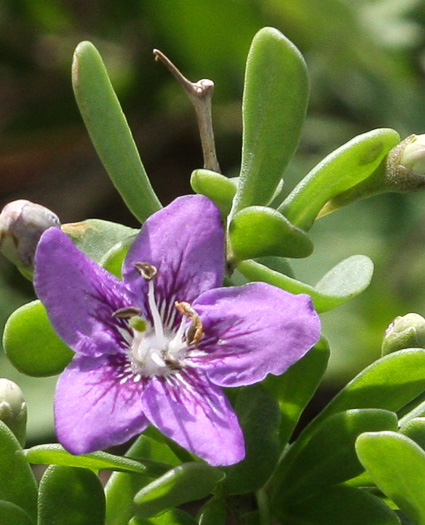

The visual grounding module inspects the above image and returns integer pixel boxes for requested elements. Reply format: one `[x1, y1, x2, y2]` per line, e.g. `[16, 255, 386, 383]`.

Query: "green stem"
[256, 488, 272, 525]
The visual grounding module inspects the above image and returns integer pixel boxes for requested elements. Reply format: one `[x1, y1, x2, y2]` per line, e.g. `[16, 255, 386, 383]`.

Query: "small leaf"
[197, 496, 227, 525]
[190, 169, 237, 217]
[281, 128, 400, 230]
[401, 417, 425, 451]
[24, 443, 169, 477]
[105, 434, 181, 525]
[271, 409, 398, 503]
[133, 462, 225, 518]
[100, 233, 137, 278]
[222, 385, 280, 494]
[233, 27, 309, 212]
[0, 422, 37, 521]
[264, 339, 330, 446]
[129, 508, 196, 525]
[229, 206, 313, 261]
[356, 431, 425, 525]
[237, 255, 373, 312]
[281, 485, 400, 525]
[72, 41, 162, 222]
[3, 300, 73, 377]
[0, 501, 34, 525]
[38, 465, 105, 525]
[62, 219, 137, 264]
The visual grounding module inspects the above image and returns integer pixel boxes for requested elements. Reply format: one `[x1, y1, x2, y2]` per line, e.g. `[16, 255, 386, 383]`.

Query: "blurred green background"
[1, 0, 425, 442]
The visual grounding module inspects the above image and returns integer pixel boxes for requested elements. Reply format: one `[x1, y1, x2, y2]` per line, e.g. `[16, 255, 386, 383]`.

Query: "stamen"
[148, 280, 164, 340]
[112, 306, 142, 319]
[134, 262, 157, 280]
[175, 301, 204, 345]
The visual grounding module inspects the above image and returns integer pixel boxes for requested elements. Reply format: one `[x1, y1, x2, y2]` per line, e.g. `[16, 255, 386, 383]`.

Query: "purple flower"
[34, 195, 320, 466]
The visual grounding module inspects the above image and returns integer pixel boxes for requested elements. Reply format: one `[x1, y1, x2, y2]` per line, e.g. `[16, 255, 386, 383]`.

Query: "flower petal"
[55, 354, 148, 454]
[192, 282, 321, 387]
[34, 227, 134, 357]
[123, 195, 225, 322]
[140, 372, 244, 466]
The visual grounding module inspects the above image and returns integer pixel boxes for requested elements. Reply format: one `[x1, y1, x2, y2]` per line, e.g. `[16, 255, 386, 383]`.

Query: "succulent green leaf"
[105, 435, 181, 525]
[62, 219, 137, 264]
[356, 431, 425, 525]
[222, 385, 280, 494]
[0, 422, 37, 522]
[229, 206, 313, 262]
[280, 128, 400, 230]
[0, 501, 34, 525]
[280, 485, 400, 525]
[233, 27, 309, 213]
[100, 233, 137, 278]
[133, 462, 225, 518]
[24, 443, 170, 477]
[197, 496, 227, 525]
[271, 409, 398, 503]
[38, 465, 105, 525]
[264, 339, 329, 446]
[190, 169, 237, 217]
[401, 418, 425, 452]
[3, 300, 73, 377]
[129, 508, 196, 525]
[72, 41, 162, 222]
[237, 255, 373, 312]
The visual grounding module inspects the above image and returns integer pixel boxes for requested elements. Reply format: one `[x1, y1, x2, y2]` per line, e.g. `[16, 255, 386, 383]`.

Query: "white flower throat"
[113, 262, 204, 377]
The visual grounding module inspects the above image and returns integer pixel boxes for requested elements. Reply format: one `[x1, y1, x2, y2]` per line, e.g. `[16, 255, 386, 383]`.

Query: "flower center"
[113, 262, 203, 377]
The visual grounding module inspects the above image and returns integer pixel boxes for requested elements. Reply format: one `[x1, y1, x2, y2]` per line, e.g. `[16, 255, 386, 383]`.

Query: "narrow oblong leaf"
[229, 206, 313, 261]
[190, 169, 237, 217]
[222, 385, 280, 495]
[401, 417, 425, 451]
[0, 422, 37, 522]
[0, 501, 34, 525]
[24, 443, 169, 477]
[72, 41, 162, 222]
[237, 255, 373, 313]
[281, 485, 400, 525]
[233, 27, 309, 213]
[3, 300, 73, 377]
[129, 508, 196, 525]
[264, 339, 329, 446]
[281, 128, 400, 230]
[356, 431, 425, 525]
[197, 497, 227, 525]
[133, 462, 225, 518]
[38, 465, 105, 525]
[272, 409, 398, 503]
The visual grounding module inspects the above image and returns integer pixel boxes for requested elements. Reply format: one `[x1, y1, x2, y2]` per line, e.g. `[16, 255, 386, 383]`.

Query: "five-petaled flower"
[34, 195, 320, 466]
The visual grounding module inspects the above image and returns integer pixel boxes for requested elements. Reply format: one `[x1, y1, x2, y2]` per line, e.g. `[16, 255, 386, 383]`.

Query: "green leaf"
[229, 207, 313, 261]
[401, 418, 425, 451]
[62, 219, 137, 264]
[129, 508, 196, 525]
[271, 409, 398, 503]
[0, 501, 34, 525]
[232, 27, 309, 213]
[264, 339, 330, 447]
[281, 485, 400, 525]
[190, 169, 237, 217]
[105, 434, 181, 525]
[133, 462, 225, 518]
[72, 41, 162, 222]
[237, 255, 373, 312]
[3, 300, 73, 377]
[0, 422, 37, 522]
[24, 443, 169, 477]
[38, 465, 105, 525]
[197, 496, 227, 525]
[100, 233, 138, 277]
[356, 431, 425, 525]
[222, 385, 280, 494]
[281, 128, 400, 230]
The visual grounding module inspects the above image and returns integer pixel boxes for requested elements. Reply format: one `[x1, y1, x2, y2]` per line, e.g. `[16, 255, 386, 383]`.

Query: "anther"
[112, 306, 142, 319]
[175, 301, 204, 345]
[133, 262, 158, 281]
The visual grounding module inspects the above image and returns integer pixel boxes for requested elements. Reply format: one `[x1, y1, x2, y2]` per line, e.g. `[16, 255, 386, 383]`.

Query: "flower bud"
[382, 313, 425, 356]
[0, 200, 60, 274]
[385, 134, 425, 191]
[0, 378, 27, 446]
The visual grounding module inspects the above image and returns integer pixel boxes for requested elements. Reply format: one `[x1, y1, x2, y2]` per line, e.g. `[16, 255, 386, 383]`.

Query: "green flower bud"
[0, 378, 27, 446]
[382, 313, 425, 356]
[0, 200, 60, 275]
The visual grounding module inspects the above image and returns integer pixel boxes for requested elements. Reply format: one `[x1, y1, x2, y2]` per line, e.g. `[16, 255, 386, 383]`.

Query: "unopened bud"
[382, 313, 425, 356]
[0, 378, 27, 446]
[385, 134, 425, 191]
[0, 200, 60, 273]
